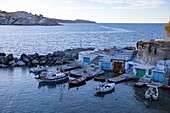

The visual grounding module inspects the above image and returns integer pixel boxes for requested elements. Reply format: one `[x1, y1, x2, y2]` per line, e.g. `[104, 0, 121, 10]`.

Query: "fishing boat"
[85, 74, 95, 80]
[35, 71, 48, 79]
[30, 66, 48, 73]
[95, 83, 115, 93]
[94, 76, 106, 82]
[145, 85, 159, 100]
[69, 77, 86, 87]
[36, 71, 68, 83]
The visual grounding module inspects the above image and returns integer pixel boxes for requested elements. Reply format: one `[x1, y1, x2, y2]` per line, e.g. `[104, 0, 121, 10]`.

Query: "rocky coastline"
[136, 39, 170, 65]
[0, 10, 96, 25]
[0, 48, 94, 68]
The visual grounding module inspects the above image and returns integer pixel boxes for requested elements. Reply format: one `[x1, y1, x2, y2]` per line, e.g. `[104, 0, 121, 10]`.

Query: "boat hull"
[96, 83, 115, 93]
[30, 67, 48, 73]
[94, 77, 106, 82]
[36, 76, 68, 83]
[69, 77, 86, 87]
[145, 85, 159, 100]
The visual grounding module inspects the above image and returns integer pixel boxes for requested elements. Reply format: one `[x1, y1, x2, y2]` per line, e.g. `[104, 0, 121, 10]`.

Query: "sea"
[0, 23, 165, 56]
[0, 23, 170, 113]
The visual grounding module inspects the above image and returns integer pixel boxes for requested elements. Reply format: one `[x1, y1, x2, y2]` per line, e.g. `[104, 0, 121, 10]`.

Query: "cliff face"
[0, 11, 59, 25]
[136, 39, 170, 65]
[164, 21, 170, 40]
[0, 10, 96, 25]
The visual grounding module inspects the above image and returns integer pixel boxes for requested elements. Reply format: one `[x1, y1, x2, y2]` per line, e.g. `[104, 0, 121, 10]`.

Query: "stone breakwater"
[0, 48, 94, 68]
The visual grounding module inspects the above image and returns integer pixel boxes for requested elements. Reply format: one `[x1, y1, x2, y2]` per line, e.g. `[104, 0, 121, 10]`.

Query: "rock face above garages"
[136, 39, 170, 65]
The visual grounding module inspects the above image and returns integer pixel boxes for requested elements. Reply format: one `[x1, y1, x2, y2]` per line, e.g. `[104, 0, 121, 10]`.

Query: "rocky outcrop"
[164, 21, 170, 40]
[55, 19, 96, 23]
[0, 11, 59, 25]
[0, 48, 94, 68]
[0, 10, 96, 25]
[136, 39, 170, 65]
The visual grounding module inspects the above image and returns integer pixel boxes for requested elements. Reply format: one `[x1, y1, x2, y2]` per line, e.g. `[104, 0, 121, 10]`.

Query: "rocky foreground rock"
[0, 10, 96, 25]
[0, 48, 94, 68]
[136, 39, 170, 65]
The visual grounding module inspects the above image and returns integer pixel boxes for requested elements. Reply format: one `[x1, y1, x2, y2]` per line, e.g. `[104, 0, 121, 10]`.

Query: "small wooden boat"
[145, 85, 159, 100]
[36, 72, 68, 83]
[108, 76, 126, 83]
[30, 66, 48, 73]
[95, 83, 115, 93]
[85, 74, 94, 80]
[94, 76, 106, 82]
[69, 77, 86, 87]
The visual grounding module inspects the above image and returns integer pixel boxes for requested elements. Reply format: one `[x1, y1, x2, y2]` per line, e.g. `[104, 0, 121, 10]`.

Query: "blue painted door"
[101, 63, 111, 70]
[153, 71, 164, 83]
[83, 57, 90, 63]
[128, 64, 133, 70]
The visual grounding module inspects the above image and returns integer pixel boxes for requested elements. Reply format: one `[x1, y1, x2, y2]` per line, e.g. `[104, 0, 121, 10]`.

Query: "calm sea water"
[0, 67, 170, 113]
[0, 23, 165, 56]
[0, 23, 169, 113]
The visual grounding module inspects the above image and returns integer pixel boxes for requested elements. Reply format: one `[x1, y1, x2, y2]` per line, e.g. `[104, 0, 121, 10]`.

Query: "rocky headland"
[0, 10, 96, 25]
[136, 39, 170, 65]
[0, 48, 94, 68]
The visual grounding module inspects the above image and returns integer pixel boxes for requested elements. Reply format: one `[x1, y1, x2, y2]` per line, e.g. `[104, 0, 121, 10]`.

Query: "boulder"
[34, 53, 39, 58]
[28, 56, 34, 61]
[47, 53, 53, 57]
[31, 59, 39, 65]
[64, 54, 74, 61]
[73, 53, 78, 59]
[55, 60, 63, 65]
[14, 58, 19, 62]
[0, 56, 7, 64]
[53, 57, 59, 62]
[8, 60, 16, 65]
[53, 51, 65, 57]
[39, 60, 46, 65]
[17, 60, 26, 66]
[27, 62, 32, 67]
[21, 53, 28, 59]
[22, 57, 30, 63]
[46, 60, 54, 65]
[11, 62, 17, 67]
[0, 64, 8, 68]
[6, 54, 14, 61]
[39, 55, 47, 60]
[0, 53, 6, 56]
[47, 56, 53, 61]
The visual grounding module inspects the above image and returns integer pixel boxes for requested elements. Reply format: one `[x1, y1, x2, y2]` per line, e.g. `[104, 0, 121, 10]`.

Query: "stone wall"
[0, 48, 94, 68]
[136, 39, 170, 65]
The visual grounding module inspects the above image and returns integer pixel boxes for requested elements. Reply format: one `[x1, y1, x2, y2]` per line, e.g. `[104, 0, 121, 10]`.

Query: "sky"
[0, 0, 170, 23]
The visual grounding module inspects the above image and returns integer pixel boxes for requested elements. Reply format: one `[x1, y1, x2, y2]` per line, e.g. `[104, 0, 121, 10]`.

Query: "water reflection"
[94, 89, 115, 98]
[133, 85, 170, 112]
[38, 78, 69, 89]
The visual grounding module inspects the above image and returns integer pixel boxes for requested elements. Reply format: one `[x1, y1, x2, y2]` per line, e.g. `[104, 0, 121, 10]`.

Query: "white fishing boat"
[95, 83, 115, 93]
[30, 66, 48, 73]
[145, 85, 159, 100]
[36, 71, 68, 83]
